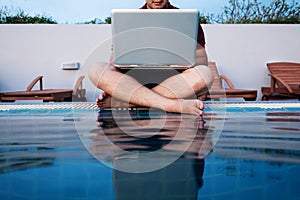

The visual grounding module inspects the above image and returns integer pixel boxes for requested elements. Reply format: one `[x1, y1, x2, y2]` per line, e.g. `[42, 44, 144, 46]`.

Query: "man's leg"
[95, 65, 213, 109]
[152, 65, 214, 99]
[89, 62, 206, 115]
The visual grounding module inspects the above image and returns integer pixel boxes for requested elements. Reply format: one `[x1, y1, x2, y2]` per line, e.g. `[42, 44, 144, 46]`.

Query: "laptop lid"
[111, 9, 199, 68]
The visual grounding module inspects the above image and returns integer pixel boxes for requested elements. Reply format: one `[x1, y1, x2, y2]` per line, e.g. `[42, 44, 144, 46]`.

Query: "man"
[89, 0, 214, 116]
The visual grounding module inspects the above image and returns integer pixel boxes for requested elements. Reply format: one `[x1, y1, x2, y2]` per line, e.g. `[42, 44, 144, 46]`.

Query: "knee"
[194, 65, 214, 88]
[88, 62, 111, 86]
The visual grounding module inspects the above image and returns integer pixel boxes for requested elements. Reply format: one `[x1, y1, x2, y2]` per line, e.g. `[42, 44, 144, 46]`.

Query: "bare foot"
[180, 99, 204, 116]
[96, 92, 137, 109]
[95, 92, 107, 108]
[96, 93, 204, 115]
[165, 99, 204, 116]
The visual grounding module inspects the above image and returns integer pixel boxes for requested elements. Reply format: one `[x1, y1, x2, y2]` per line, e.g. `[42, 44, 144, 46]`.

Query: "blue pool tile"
[28, 109, 50, 114]
[6, 109, 29, 113]
[264, 107, 286, 112]
[224, 107, 245, 112]
[284, 107, 300, 112]
[243, 107, 265, 112]
[51, 108, 73, 113]
[204, 107, 226, 112]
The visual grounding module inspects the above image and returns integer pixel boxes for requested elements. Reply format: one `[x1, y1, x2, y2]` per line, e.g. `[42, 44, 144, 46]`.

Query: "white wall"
[0, 24, 299, 102]
[204, 24, 300, 94]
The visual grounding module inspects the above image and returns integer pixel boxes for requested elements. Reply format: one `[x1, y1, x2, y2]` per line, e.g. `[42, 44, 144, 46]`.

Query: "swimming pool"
[0, 102, 299, 200]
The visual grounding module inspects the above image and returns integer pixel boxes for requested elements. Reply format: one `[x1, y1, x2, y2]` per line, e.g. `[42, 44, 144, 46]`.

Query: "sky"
[0, 0, 283, 23]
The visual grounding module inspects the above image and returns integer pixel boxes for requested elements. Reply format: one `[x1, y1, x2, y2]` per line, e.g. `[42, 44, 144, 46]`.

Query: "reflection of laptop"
[111, 9, 199, 69]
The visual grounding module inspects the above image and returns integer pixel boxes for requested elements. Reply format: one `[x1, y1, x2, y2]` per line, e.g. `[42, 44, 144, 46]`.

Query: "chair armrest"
[268, 74, 294, 94]
[72, 76, 85, 97]
[220, 75, 235, 89]
[26, 76, 43, 91]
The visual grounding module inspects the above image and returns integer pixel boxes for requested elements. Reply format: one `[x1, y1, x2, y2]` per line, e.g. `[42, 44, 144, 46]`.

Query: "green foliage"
[80, 17, 110, 24]
[199, 12, 213, 24]
[0, 1, 299, 24]
[218, 0, 300, 24]
[5, 12, 57, 24]
[0, 7, 57, 24]
[82, 18, 105, 24]
[105, 17, 111, 24]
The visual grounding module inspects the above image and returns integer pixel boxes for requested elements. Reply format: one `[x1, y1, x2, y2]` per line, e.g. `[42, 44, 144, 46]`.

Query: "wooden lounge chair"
[71, 75, 87, 102]
[0, 75, 87, 102]
[261, 62, 300, 101]
[199, 62, 257, 101]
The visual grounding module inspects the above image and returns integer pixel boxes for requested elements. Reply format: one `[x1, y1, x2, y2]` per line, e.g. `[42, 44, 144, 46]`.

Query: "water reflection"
[0, 146, 55, 174]
[89, 109, 214, 199]
[213, 111, 300, 164]
[0, 118, 87, 174]
[1, 108, 300, 199]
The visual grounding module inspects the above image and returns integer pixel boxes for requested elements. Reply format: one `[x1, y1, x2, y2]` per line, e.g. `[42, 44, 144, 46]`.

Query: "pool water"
[0, 103, 299, 200]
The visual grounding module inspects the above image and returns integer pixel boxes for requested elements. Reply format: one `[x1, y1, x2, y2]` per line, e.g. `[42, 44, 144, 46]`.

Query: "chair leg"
[243, 97, 256, 101]
[261, 95, 269, 101]
[0, 99, 15, 102]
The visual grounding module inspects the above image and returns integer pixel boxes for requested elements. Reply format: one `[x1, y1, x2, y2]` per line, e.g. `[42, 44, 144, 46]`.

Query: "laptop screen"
[111, 9, 199, 67]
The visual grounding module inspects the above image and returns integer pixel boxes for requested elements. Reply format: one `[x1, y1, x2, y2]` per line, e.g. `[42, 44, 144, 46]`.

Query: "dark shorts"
[118, 68, 185, 88]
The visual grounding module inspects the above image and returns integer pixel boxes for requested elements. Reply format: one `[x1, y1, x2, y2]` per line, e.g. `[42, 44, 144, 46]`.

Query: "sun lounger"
[71, 75, 87, 102]
[0, 75, 87, 102]
[199, 62, 257, 101]
[261, 62, 300, 100]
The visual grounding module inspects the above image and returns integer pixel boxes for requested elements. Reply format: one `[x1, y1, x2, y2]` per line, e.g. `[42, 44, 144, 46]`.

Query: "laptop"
[111, 9, 199, 69]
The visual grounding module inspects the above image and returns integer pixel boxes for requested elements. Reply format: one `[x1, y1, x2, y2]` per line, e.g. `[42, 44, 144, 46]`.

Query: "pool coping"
[0, 101, 300, 111]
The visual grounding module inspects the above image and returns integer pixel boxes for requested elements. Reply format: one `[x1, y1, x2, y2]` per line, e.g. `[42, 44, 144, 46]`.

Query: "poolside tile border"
[0, 102, 300, 112]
